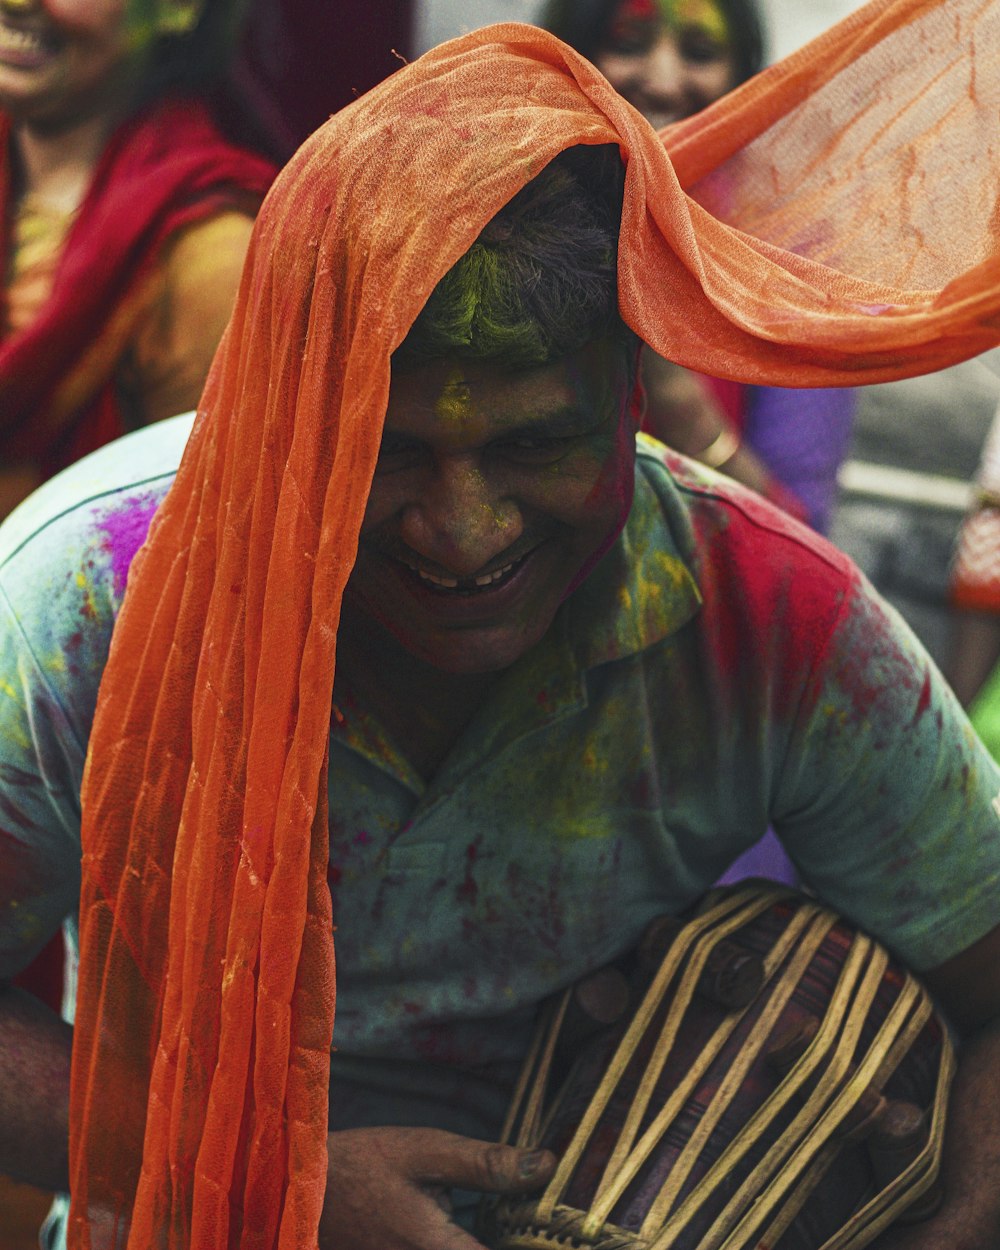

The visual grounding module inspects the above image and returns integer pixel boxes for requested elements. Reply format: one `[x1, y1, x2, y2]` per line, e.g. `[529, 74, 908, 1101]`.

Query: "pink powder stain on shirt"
[95, 492, 160, 596]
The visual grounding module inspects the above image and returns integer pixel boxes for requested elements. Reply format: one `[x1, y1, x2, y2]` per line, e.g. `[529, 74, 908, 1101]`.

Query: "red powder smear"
[456, 838, 480, 905]
[94, 491, 161, 597]
[912, 671, 932, 723]
[682, 473, 860, 725]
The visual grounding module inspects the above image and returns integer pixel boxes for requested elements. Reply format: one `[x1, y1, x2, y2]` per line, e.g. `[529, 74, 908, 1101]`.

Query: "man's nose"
[399, 459, 522, 576]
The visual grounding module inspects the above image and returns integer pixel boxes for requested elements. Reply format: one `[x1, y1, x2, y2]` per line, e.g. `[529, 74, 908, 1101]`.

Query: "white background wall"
[414, 0, 871, 63]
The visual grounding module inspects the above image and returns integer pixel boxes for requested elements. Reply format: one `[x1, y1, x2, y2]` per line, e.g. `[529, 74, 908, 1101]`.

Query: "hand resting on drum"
[319, 1126, 556, 1249]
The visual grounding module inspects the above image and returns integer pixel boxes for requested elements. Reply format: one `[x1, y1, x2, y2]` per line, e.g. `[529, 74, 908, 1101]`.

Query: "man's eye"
[497, 436, 576, 462]
[375, 441, 423, 472]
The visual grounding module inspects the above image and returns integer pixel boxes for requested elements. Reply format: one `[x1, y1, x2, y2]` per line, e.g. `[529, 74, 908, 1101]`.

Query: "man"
[2, 8, 1000, 1249]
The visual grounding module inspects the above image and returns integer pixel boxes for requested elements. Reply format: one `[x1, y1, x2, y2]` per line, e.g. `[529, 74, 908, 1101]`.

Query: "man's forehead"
[385, 347, 625, 433]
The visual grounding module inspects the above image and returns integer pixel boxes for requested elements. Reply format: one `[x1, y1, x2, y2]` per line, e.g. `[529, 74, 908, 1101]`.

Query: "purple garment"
[717, 385, 855, 887]
[717, 828, 798, 887]
[745, 386, 857, 535]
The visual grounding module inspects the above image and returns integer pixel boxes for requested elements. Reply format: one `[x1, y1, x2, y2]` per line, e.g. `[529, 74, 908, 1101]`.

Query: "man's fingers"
[403, 1130, 557, 1194]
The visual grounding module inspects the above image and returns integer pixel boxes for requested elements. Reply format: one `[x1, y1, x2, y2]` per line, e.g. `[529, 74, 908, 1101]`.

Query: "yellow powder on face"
[434, 365, 473, 425]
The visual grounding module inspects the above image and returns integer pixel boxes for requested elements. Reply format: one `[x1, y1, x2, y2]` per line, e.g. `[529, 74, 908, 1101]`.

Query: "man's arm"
[0, 980, 72, 1192]
[874, 922, 1000, 1250]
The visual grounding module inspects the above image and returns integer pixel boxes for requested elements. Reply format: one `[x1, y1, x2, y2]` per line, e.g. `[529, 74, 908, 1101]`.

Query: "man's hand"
[319, 1126, 556, 1250]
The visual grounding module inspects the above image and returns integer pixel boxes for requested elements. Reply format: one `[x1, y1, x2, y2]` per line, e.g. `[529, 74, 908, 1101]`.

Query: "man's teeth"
[474, 560, 515, 587]
[408, 557, 518, 589]
[416, 568, 459, 588]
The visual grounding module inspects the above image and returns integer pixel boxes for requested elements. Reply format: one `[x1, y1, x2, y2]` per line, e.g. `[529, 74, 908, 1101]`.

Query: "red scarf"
[0, 96, 275, 474]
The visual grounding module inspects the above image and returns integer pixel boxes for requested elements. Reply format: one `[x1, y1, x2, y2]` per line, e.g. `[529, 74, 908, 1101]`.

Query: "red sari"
[0, 96, 275, 478]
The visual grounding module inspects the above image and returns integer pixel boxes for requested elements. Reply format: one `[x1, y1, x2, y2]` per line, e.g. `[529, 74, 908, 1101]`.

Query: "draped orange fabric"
[70, 2, 1000, 1245]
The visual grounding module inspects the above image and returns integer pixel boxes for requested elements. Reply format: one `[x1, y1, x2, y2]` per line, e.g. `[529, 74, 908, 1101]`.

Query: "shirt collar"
[571, 443, 703, 670]
[330, 444, 703, 795]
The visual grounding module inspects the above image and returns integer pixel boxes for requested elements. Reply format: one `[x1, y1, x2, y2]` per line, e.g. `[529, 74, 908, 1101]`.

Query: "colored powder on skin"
[434, 365, 473, 425]
[94, 491, 161, 597]
[611, 0, 730, 45]
[668, 0, 730, 42]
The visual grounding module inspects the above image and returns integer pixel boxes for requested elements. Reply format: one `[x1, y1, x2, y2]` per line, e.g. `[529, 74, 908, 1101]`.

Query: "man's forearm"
[0, 981, 72, 1191]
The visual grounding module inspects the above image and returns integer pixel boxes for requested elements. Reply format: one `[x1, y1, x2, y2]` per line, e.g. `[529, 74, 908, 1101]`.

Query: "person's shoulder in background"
[121, 211, 257, 426]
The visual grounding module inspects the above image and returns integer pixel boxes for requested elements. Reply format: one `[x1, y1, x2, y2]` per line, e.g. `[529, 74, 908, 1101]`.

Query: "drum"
[479, 883, 954, 1250]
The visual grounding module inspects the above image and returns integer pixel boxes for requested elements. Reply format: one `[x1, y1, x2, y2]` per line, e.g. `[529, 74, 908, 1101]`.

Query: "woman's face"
[594, 0, 738, 130]
[0, 0, 184, 129]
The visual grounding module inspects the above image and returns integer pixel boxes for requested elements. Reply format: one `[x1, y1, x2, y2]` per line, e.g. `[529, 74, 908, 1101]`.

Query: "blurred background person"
[949, 397, 1000, 755]
[0, 0, 277, 1240]
[232, 0, 412, 158]
[541, 0, 856, 534]
[0, 0, 277, 524]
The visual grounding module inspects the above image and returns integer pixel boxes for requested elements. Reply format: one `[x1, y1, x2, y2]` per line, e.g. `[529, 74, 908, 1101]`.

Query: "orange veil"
[70, 2, 1000, 1245]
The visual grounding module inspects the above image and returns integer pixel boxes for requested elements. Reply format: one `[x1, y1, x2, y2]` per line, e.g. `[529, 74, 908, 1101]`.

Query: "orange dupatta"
[70, 3, 1000, 1246]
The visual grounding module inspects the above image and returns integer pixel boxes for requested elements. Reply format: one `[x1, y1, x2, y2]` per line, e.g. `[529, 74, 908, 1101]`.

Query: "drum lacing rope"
[487, 883, 954, 1250]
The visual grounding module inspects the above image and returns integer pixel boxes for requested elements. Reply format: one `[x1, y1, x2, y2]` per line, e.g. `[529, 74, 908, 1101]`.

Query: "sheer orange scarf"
[71, 2, 1000, 1245]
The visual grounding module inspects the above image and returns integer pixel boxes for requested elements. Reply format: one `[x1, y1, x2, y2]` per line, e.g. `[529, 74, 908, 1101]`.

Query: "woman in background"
[0, 0, 276, 521]
[949, 398, 1000, 753]
[0, 2, 275, 1240]
[543, 0, 856, 534]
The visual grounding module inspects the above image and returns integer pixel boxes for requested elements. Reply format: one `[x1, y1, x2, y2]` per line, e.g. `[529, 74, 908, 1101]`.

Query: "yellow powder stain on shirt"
[43, 651, 66, 676]
[582, 738, 613, 777]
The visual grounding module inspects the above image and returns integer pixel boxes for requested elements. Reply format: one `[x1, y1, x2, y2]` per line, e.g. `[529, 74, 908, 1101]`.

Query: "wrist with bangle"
[694, 423, 740, 469]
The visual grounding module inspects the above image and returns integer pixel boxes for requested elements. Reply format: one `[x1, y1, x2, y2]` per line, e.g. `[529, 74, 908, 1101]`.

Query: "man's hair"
[395, 144, 637, 372]
[541, 0, 766, 88]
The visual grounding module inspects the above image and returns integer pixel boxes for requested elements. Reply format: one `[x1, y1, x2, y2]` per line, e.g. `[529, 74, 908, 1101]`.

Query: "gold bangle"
[695, 425, 740, 469]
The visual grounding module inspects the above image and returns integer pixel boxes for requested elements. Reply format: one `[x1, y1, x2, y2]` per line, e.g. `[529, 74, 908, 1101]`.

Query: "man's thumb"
[473, 1144, 557, 1193]
[408, 1129, 557, 1194]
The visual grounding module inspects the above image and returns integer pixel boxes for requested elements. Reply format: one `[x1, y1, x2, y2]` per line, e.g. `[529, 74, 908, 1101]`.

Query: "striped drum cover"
[479, 883, 954, 1250]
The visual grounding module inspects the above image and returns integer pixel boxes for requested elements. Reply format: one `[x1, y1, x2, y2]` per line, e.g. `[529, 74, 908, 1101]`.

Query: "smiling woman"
[541, 0, 856, 539]
[0, 0, 275, 520]
[0, 1, 274, 1243]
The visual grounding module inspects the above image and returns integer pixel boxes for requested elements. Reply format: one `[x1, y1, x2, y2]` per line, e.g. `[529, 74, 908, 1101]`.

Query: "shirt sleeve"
[0, 526, 118, 979]
[774, 568, 1000, 970]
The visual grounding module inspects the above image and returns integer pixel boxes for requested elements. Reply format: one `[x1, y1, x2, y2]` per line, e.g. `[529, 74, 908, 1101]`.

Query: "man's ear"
[154, 0, 204, 36]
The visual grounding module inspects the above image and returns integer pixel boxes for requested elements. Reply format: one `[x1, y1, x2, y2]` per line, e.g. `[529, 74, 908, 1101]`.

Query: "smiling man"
[2, 11, 1000, 1250]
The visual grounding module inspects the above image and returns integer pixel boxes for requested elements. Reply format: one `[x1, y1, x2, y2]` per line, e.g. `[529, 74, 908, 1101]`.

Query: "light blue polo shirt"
[2, 419, 1000, 1244]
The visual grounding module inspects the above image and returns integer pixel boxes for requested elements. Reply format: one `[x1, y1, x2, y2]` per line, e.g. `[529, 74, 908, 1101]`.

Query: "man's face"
[344, 340, 636, 675]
